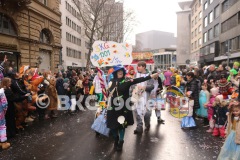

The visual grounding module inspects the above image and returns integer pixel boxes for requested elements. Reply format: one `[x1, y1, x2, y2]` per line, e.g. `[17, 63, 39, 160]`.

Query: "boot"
[1, 142, 10, 149]
[114, 136, 119, 149]
[116, 140, 124, 151]
[212, 128, 220, 137]
[219, 127, 226, 138]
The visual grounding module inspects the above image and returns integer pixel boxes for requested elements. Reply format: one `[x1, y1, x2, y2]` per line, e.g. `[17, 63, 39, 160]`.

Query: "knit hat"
[234, 62, 239, 67]
[216, 95, 223, 103]
[113, 65, 126, 75]
[64, 78, 69, 83]
[210, 87, 219, 96]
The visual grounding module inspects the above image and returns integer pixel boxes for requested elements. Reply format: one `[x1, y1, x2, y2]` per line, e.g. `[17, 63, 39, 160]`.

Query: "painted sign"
[132, 52, 153, 60]
[166, 86, 190, 118]
[90, 41, 133, 67]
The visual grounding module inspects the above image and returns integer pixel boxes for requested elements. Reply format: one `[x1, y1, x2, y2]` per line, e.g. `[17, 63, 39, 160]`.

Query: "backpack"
[170, 76, 176, 85]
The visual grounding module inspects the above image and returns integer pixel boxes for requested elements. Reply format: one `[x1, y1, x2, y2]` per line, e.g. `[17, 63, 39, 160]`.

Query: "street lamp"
[226, 49, 231, 67]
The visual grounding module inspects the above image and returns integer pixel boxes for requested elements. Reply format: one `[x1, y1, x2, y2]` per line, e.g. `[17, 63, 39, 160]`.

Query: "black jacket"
[56, 78, 65, 95]
[107, 75, 152, 129]
[186, 78, 200, 109]
[213, 105, 228, 125]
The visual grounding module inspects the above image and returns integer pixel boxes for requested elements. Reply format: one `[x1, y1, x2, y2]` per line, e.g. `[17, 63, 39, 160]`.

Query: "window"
[222, 0, 238, 12]
[204, 16, 208, 27]
[209, 0, 213, 4]
[214, 24, 219, 37]
[195, 4, 198, 12]
[198, 24, 202, 33]
[214, 5, 220, 18]
[192, 31, 194, 39]
[195, 41, 197, 49]
[38, 0, 47, 6]
[204, 2, 208, 10]
[0, 14, 17, 36]
[195, 16, 198, 24]
[204, 32, 208, 43]
[195, 28, 197, 36]
[209, 11, 213, 23]
[192, 20, 194, 27]
[199, 11, 202, 19]
[199, 0, 202, 5]
[221, 14, 238, 33]
[40, 29, 51, 44]
[208, 28, 213, 40]
[198, 38, 202, 46]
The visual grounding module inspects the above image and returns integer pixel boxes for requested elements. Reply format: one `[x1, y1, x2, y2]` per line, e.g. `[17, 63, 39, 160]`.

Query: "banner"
[166, 86, 189, 118]
[90, 41, 133, 67]
[132, 52, 153, 60]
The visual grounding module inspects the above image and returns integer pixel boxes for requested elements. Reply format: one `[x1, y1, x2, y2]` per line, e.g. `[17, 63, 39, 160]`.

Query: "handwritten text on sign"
[90, 41, 133, 67]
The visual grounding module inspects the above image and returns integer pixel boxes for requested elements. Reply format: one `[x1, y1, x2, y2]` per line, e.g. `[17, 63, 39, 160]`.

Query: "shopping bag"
[89, 85, 95, 95]
[91, 109, 110, 137]
[156, 96, 166, 110]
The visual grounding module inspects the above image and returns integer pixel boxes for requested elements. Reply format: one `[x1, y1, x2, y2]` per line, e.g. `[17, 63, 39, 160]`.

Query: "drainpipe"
[28, 9, 31, 66]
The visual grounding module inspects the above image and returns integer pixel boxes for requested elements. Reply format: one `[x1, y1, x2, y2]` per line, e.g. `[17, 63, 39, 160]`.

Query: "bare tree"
[72, 0, 114, 70]
[72, 0, 136, 70]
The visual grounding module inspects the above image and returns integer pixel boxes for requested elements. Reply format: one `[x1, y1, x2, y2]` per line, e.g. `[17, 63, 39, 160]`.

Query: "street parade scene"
[1, 0, 240, 160]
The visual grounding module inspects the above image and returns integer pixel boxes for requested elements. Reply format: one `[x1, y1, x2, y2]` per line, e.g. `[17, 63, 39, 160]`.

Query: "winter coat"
[107, 75, 152, 129]
[206, 95, 216, 120]
[56, 77, 65, 95]
[207, 70, 217, 83]
[185, 78, 200, 109]
[213, 104, 228, 125]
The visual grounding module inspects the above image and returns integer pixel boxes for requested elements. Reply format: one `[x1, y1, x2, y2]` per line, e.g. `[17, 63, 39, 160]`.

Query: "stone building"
[0, 0, 61, 72]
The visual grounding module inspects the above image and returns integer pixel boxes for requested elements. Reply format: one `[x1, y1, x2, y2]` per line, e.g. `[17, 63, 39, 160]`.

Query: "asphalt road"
[0, 107, 224, 160]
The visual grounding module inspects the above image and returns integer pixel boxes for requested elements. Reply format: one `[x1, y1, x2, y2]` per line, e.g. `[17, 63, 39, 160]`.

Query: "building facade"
[190, 0, 203, 66]
[199, 0, 220, 66]
[153, 48, 177, 70]
[0, 0, 61, 72]
[135, 30, 176, 52]
[60, 0, 89, 70]
[215, 0, 240, 66]
[176, 1, 192, 67]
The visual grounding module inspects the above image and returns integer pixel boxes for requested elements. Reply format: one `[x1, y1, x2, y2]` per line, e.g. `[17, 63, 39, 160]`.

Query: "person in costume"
[126, 66, 135, 80]
[133, 61, 154, 134]
[196, 83, 210, 126]
[93, 69, 107, 102]
[107, 65, 158, 151]
[205, 87, 219, 133]
[150, 71, 164, 124]
[228, 61, 239, 81]
[216, 74, 232, 99]
[217, 101, 240, 160]
[0, 83, 10, 150]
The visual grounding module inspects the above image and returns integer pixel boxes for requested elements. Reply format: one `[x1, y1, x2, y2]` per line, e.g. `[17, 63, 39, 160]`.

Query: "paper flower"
[113, 50, 118, 53]
[97, 59, 104, 66]
[112, 44, 116, 48]
[117, 116, 125, 124]
[126, 43, 129, 47]
[125, 52, 130, 57]
[107, 58, 111, 61]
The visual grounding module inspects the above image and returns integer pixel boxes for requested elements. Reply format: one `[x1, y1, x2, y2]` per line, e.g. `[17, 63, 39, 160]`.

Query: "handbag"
[91, 108, 110, 137]
[89, 85, 95, 95]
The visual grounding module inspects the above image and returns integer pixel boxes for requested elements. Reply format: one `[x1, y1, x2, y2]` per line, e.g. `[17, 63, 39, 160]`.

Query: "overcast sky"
[124, 0, 182, 44]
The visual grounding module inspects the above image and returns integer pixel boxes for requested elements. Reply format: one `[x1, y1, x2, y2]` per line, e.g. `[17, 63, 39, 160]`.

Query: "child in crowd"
[217, 101, 240, 159]
[205, 87, 219, 133]
[197, 83, 210, 126]
[212, 95, 228, 138]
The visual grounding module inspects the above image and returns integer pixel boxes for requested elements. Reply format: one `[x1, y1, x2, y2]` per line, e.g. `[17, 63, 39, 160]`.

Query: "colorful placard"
[132, 52, 153, 60]
[166, 86, 190, 118]
[90, 41, 133, 67]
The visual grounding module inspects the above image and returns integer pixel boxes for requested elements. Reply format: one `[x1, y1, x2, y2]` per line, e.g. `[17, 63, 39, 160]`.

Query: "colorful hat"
[234, 62, 239, 67]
